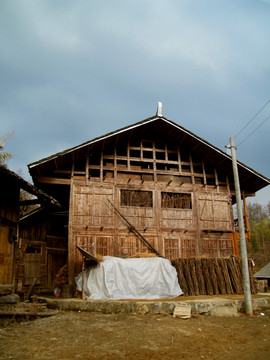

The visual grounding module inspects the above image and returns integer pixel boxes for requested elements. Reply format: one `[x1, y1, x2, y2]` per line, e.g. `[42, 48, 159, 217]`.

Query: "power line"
[234, 98, 270, 139]
[237, 113, 270, 146]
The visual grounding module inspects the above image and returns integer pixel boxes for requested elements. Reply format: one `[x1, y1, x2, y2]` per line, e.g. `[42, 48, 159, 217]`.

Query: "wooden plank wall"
[70, 182, 234, 276]
[0, 226, 14, 284]
[67, 138, 236, 281]
[18, 214, 67, 291]
[0, 179, 19, 285]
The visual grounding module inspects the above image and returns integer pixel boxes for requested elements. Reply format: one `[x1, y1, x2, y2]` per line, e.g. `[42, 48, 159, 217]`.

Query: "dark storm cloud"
[1, 0, 270, 202]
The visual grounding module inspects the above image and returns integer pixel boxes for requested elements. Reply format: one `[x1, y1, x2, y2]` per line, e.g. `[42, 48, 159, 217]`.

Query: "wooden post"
[68, 159, 75, 286]
[243, 193, 251, 241]
[82, 257, 86, 300]
[190, 154, 201, 256]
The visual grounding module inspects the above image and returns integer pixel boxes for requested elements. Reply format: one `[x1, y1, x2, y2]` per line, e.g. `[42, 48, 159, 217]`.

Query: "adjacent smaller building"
[254, 262, 270, 291]
[0, 165, 58, 290]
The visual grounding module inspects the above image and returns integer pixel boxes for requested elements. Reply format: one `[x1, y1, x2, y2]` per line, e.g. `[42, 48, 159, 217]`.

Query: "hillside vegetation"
[247, 201, 270, 271]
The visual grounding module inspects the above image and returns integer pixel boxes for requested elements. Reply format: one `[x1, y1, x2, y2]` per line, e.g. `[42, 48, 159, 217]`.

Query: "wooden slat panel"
[199, 193, 232, 231]
[96, 236, 114, 256]
[92, 189, 114, 226]
[74, 235, 95, 274]
[119, 234, 158, 256]
[181, 233, 196, 258]
[72, 184, 114, 226]
[201, 233, 233, 258]
[74, 234, 114, 273]
[213, 194, 232, 231]
[120, 207, 155, 229]
[0, 226, 13, 284]
[160, 209, 193, 229]
[24, 253, 41, 285]
[119, 235, 137, 256]
[164, 238, 180, 260]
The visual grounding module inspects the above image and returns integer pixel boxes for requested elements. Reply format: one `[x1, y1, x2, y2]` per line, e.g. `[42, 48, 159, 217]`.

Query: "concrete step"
[36, 295, 270, 317]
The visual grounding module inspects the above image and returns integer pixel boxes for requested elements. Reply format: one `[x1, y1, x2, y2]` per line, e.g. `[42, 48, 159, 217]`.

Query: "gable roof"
[254, 263, 270, 279]
[28, 115, 269, 194]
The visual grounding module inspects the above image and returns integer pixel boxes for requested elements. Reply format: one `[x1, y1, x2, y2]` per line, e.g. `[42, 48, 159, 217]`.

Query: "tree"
[247, 201, 270, 270]
[246, 202, 268, 222]
[0, 131, 14, 166]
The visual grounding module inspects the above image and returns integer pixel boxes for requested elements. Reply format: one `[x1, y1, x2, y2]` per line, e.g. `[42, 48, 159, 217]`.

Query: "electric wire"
[234, 98, 270, 140]
[237, 113, 270, 146]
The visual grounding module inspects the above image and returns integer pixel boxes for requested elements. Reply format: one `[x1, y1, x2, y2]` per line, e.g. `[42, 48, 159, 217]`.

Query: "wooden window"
[25, 245, 41, 253]
[120, 190, 153, 207]
[161, 192, 192, 209]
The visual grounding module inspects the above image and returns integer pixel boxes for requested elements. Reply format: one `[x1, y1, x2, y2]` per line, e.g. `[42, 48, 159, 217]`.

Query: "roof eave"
[27, 115, 270, 187]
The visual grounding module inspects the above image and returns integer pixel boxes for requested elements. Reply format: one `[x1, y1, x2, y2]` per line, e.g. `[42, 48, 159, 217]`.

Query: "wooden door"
[0, 226, 14, 284]
[24, 253, 41, 285]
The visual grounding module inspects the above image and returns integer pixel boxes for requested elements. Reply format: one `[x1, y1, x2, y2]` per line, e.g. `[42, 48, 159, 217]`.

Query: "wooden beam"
[37, 177, 71, 185]
[108, 200, 162, 257]
[0, 216, 17, 228]
[85, 150, 89, 185]
[202, 149, 214, 161]
[68, 160, 75, 286]
[19, 199, 40, 206]
[54, 170, 72, 174]
[214, 168, 219, 192]
[202, 161, 207, 187]
[46, 247, 67, 253]
[178, 147, 182, 174]
[190, 143, 200, 153]
[215, 158, 226, 167]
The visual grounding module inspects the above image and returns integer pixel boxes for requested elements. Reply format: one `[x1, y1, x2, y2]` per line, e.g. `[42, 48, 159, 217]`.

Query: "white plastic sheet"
[75, 256, 182, 300]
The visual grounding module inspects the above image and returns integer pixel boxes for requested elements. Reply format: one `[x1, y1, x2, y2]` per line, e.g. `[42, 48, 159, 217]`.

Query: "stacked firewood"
[161, 192, 191, 209]
[171, 257, 257, 296]
[54, 265, 68, 288]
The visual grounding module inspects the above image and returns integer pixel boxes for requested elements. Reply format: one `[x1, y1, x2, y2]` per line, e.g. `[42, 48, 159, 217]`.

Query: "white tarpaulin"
[75, 256, 183, 300]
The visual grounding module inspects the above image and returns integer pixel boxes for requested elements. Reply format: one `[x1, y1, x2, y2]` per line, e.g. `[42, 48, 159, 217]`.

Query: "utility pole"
[229, 137, 253, 315]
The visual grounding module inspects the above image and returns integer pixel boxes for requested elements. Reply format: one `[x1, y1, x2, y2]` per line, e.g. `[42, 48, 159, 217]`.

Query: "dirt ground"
[0, 304, 270, 360]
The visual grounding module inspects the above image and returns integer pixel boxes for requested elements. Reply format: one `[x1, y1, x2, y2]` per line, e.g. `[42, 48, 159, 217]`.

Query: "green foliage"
[0, 131, 14, 166]
[247, 201, 270, 270]
[0, 150, 13, 165]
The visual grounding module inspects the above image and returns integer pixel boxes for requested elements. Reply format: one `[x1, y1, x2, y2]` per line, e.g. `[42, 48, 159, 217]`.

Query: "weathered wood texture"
[69, 138, 235, 278]
[18, 211, 68, 291]
[0, 177, 19, 285]
[27, 117, 268, 286]
[172, 257, 257, 296]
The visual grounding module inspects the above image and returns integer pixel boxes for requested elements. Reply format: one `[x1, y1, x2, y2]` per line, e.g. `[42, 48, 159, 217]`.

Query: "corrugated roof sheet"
[254, 263, 270, 279]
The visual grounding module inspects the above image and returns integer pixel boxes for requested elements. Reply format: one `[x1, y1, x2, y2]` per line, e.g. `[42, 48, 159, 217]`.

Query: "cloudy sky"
[1, 0, 270, 204]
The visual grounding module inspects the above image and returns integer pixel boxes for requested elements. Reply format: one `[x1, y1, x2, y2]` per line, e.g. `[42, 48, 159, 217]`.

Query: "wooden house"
[254, 262, 270, 291]
[27, 109, 270, 286]
[0, 165, 57, 291]
[17, 207, 67, 292]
